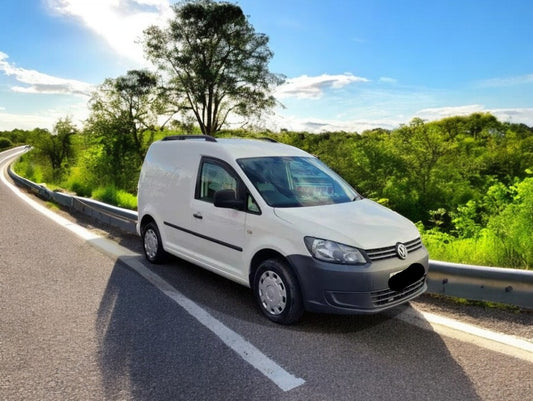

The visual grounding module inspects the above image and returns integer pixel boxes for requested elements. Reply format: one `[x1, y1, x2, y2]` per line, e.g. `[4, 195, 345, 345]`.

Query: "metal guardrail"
[7, 165, 138, 234]
[427, 260, 533, 310]
[7, 160, 533, 310]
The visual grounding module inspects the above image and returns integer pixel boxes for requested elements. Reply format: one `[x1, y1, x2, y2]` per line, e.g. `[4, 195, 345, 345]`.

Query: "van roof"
[158, 136, 311, 160]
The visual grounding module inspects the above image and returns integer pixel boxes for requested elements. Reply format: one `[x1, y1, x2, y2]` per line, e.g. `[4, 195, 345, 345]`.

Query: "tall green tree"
[37, 117, 76, 172]
[143, 0, 284, 136]
[87, 69, 163, 162]
[84, 69, 165, 191]
[0, 137, 12, 150]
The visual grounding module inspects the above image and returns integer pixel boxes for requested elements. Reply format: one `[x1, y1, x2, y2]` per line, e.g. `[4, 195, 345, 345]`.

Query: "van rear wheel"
[253, 259, 304, 325]
[142, 222, 167, 263]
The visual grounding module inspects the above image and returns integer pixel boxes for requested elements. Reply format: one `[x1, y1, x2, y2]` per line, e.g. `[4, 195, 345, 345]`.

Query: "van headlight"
[304, 237, 368, 265]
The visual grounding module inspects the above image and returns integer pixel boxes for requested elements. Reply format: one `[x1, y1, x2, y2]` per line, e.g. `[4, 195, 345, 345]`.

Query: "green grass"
[12, 144, 530, 269]
[62, 166, 92, 197]
[92, 185, 137, 210]
[13, 156, 44, 184]
[14, 157, 138, 210]
[421, 228, 530, 269]
[45, 202, 61, 211]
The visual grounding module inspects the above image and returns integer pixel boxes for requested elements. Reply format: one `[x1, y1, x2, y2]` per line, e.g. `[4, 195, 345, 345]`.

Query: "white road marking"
[1, 150, 306, 392]
[1, 153, 100, 242]
[117, 254, 305, 392]
[393, 307, 533, 363]
[3, 148, 532, 377]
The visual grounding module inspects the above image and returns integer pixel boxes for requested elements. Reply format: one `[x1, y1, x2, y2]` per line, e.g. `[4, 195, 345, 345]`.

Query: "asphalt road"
[1, 148, 532, 401]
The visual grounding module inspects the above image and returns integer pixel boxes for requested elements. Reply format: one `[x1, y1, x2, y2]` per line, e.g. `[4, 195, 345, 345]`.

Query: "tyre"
[142, 221, 167, 263]
[253, 258, 304, 324]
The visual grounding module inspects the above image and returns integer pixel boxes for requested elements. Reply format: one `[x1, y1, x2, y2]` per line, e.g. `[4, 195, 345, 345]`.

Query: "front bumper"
[287, 247, 429, 314]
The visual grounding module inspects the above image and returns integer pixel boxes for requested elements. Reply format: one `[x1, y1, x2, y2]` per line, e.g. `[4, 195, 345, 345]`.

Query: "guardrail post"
[428, 260, 533, 310]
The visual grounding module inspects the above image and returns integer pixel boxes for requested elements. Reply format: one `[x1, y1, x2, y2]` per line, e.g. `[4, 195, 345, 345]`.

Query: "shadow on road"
[95, 260, 285, 401]
[95, 256, 481, 400]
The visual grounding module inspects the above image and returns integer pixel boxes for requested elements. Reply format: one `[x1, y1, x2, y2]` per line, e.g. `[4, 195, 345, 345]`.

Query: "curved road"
[1, 147, 532, 400]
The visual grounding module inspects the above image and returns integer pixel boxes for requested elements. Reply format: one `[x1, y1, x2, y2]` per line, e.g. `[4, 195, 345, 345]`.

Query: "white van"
[137, 135, 429, 324]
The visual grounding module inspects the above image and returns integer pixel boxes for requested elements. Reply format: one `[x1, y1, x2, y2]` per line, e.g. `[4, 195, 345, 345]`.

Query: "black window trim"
[194, 156, 262, 215]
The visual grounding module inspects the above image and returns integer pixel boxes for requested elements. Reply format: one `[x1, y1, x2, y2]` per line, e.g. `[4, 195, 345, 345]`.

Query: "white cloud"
[479, 74, 533, 88]
[486, 108, 533, 126]
[379, 77, 397, 84]
[264, 111, 402, 134]
[275, 73, 369, 99]
[415, 105, 486, 120]
[46, 0, 173, 65]
[263, 104, 533, 134]
[0, 101, 89, 131]
[0, 51, 94, 96]
[0, 110, 56, 131]
[414, 105, 533, 126]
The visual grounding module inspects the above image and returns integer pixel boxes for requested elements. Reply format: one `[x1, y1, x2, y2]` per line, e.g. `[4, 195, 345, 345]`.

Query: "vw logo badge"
[396, 243, 408, 260]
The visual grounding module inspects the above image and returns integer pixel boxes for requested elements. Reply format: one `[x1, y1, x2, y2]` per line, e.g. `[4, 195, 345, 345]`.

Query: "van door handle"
[193, 212, 203, 219]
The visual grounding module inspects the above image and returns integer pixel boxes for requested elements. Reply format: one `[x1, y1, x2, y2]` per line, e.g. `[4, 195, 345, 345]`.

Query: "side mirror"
[214, 189, 245, 210]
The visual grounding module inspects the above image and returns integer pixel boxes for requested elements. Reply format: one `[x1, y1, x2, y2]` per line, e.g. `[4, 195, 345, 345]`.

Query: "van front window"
[198, 160, 237, 203]
[237, 156, 360, 207]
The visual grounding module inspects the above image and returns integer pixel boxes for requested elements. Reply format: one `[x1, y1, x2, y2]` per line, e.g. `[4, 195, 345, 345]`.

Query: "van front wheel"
[142, 222, 166, 263]
[253, 259, 304, 324]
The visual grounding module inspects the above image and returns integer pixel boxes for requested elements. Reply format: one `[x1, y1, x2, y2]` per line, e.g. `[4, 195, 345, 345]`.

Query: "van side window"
[197, 160, 237, 203]
[247, 195, 260, 213]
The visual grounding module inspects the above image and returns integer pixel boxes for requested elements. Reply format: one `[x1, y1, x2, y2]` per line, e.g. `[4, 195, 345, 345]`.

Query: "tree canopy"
[37, 117, 77, 172]
[143, 0, 284, 135]
[86, 69, 163, 162]
[13, 112, 533, 267]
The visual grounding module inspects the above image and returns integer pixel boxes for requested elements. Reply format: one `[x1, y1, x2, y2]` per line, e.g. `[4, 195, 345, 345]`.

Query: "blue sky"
[1, 0, 532, 132]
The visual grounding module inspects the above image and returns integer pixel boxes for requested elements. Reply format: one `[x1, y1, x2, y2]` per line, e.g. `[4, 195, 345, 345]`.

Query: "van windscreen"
[237, 156, 360, 207]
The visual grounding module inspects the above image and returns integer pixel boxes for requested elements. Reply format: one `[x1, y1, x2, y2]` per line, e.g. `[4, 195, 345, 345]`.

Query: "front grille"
[365, 237, 423, 261]
[370, 276, 426, 306]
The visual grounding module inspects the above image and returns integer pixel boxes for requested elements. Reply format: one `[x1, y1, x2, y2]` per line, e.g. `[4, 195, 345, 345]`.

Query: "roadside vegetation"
[1, 0, 532, 270]
[4, 113, 532, 270]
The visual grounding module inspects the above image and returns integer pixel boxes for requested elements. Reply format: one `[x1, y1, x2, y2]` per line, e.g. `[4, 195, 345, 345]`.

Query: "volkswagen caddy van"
[137, 135, 429, 324]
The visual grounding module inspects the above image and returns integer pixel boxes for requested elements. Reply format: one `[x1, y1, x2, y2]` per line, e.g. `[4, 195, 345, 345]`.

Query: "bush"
[13, 154, 44, 183]
[421, 228, 507, 267]
[420, 175, 533, 269]
[92, 185, 137, 210]
[0, 137, 13, 150]
[116, 190, 137, 210]
[63, 167, 92, 197]
[487, 176, 533, 269]
[92, 185, 118, 205]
